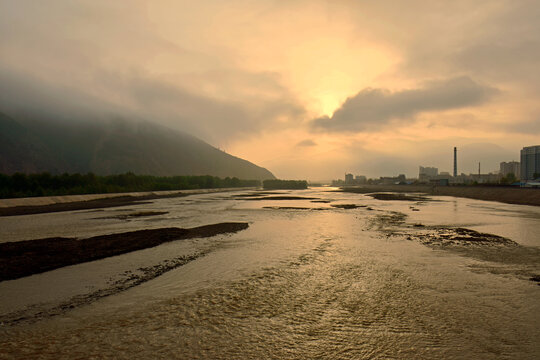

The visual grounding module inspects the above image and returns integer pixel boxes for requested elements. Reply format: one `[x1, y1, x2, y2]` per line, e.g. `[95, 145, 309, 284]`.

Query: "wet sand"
[244, 196, 319, 201]
[367, 193, 430, 201]
[368, 210, 540, 285]
[0, 188, 256, 217]
[0, 194, 176, 217]
[0, 222, 249, 282]
[341, 185, 540, 206]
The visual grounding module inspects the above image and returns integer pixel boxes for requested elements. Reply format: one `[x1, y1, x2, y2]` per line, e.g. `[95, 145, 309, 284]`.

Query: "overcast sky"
[1, 0, 539, 180]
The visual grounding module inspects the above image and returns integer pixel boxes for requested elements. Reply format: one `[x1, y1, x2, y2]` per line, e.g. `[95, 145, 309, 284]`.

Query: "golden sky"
[1, 0, 539, 179]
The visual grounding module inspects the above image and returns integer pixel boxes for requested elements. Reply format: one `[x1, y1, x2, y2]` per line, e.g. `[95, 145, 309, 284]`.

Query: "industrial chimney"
[453, 147, 457, 177]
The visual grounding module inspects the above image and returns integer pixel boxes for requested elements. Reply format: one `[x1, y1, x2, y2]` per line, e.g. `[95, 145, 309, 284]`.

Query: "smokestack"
[453, 147, 457, 177]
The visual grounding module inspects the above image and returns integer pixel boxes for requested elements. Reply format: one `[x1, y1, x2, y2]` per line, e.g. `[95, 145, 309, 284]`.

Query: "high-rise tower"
[520, 145, 540, 181]
[453, 147, 457, 177]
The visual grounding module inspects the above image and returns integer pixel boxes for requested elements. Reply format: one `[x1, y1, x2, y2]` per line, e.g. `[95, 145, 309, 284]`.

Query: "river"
[1, 187, 539, 359]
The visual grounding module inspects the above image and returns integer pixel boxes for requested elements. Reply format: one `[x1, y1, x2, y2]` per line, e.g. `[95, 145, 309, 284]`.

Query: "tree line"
[0, 172, 261, 199]
[263, 179, 308, 189]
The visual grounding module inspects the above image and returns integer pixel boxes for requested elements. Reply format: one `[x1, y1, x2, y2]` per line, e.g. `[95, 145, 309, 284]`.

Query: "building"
[355, 175, 367, 184]
[474, 173, 501, 184]
[430, 178, 449, 186]
[419, 166, 438, 177]
[451, 172, 499, 184]
[520, 145, 540, 181]
[453, 147, 457, 177]
[500, 161, 520, 178]
[419, 166, 438, 182]
[378, 174, 406, 185]
[335, 174, 368, 186]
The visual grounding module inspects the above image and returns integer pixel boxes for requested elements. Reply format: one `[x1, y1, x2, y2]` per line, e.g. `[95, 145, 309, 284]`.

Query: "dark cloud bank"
[312, 76, 498, 132]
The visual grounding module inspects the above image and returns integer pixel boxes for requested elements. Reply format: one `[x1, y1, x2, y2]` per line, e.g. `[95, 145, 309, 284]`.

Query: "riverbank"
[340, 185, 540, 207]
[0, 187, 257, 216]
[0, 222, 249, 282]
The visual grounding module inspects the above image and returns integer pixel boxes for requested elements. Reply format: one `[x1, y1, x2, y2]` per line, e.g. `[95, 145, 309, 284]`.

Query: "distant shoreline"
[339, 185, 540, 207]
[0, 187, 257, 216]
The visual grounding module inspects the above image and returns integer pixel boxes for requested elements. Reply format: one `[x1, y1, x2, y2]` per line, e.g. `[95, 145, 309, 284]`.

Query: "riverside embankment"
[340, 185, 540, 206]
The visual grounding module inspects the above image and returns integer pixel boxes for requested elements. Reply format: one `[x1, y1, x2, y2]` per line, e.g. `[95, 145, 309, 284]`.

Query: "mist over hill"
[0, 112, 275, 180]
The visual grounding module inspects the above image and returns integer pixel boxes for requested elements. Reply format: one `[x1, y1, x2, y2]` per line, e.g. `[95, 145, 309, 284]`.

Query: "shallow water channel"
[1, 188, 539, 359]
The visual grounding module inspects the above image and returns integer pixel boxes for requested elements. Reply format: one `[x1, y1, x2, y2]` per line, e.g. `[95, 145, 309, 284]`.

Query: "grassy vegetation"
[0, 172, 260, 199]
[263, 179, 308, 190]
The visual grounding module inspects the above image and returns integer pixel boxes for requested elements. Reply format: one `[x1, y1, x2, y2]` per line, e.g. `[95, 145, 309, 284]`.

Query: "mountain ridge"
[0, 112, 275, 180]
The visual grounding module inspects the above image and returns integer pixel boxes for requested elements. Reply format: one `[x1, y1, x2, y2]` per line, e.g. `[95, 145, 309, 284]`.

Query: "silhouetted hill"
[0, 112, 275, 180]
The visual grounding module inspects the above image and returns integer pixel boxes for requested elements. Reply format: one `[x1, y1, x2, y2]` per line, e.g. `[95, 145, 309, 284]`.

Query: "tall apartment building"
[500, 161, 520, 178]
[520, 145, 540, 181]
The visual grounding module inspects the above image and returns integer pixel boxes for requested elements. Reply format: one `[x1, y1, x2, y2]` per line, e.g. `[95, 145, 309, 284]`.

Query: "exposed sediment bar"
[0, 187, 257, 216]
[0, 222, 249, 282]
[0, 193, 184, 217]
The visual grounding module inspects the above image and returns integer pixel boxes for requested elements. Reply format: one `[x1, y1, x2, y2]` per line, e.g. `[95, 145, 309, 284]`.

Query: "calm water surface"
[0, 188, 539, 359]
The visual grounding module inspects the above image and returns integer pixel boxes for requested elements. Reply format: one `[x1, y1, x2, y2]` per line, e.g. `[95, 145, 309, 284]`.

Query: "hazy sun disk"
[280, 35, 398, 117]
[146, 1, 399, 118]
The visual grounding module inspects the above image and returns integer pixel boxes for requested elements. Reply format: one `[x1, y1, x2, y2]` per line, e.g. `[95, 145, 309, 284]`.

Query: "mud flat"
[369, 210, 540, 285]
[411, 227, 518, 247]
[0, 193, 186, 217]
[407, 225, 540, 285]
[244, 196, 319, 201]
[330, 204, 364, 209]
[93, 211, 169, 220]
[0, 188, 257, 217]
[367, 193, 430, 201]
[341, 185, 540, 206]
[263, 206, 312, 210]
[0, 222, 249, 282]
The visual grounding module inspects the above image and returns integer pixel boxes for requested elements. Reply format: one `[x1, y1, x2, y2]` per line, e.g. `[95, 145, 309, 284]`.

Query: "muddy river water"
[0, 188, 539, 359]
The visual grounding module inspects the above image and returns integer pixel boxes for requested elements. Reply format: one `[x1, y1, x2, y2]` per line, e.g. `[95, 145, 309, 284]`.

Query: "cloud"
[404, 1, 540, 90]
[311, 76, 498, 132]
[0, 1, 306, 145]
[503, 116, 540, 135]
[295, 139, 317, 147]
[0, 67, 120, 122]
[0, 66, 304, 144]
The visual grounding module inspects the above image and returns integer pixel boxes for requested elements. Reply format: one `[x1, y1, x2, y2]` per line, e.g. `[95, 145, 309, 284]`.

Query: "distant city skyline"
[335, 143, 525, 181]
[340, 144, 538, 183]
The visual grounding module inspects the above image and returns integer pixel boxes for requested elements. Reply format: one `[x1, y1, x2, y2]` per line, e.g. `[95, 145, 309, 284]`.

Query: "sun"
[316, 93, 341, 118]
